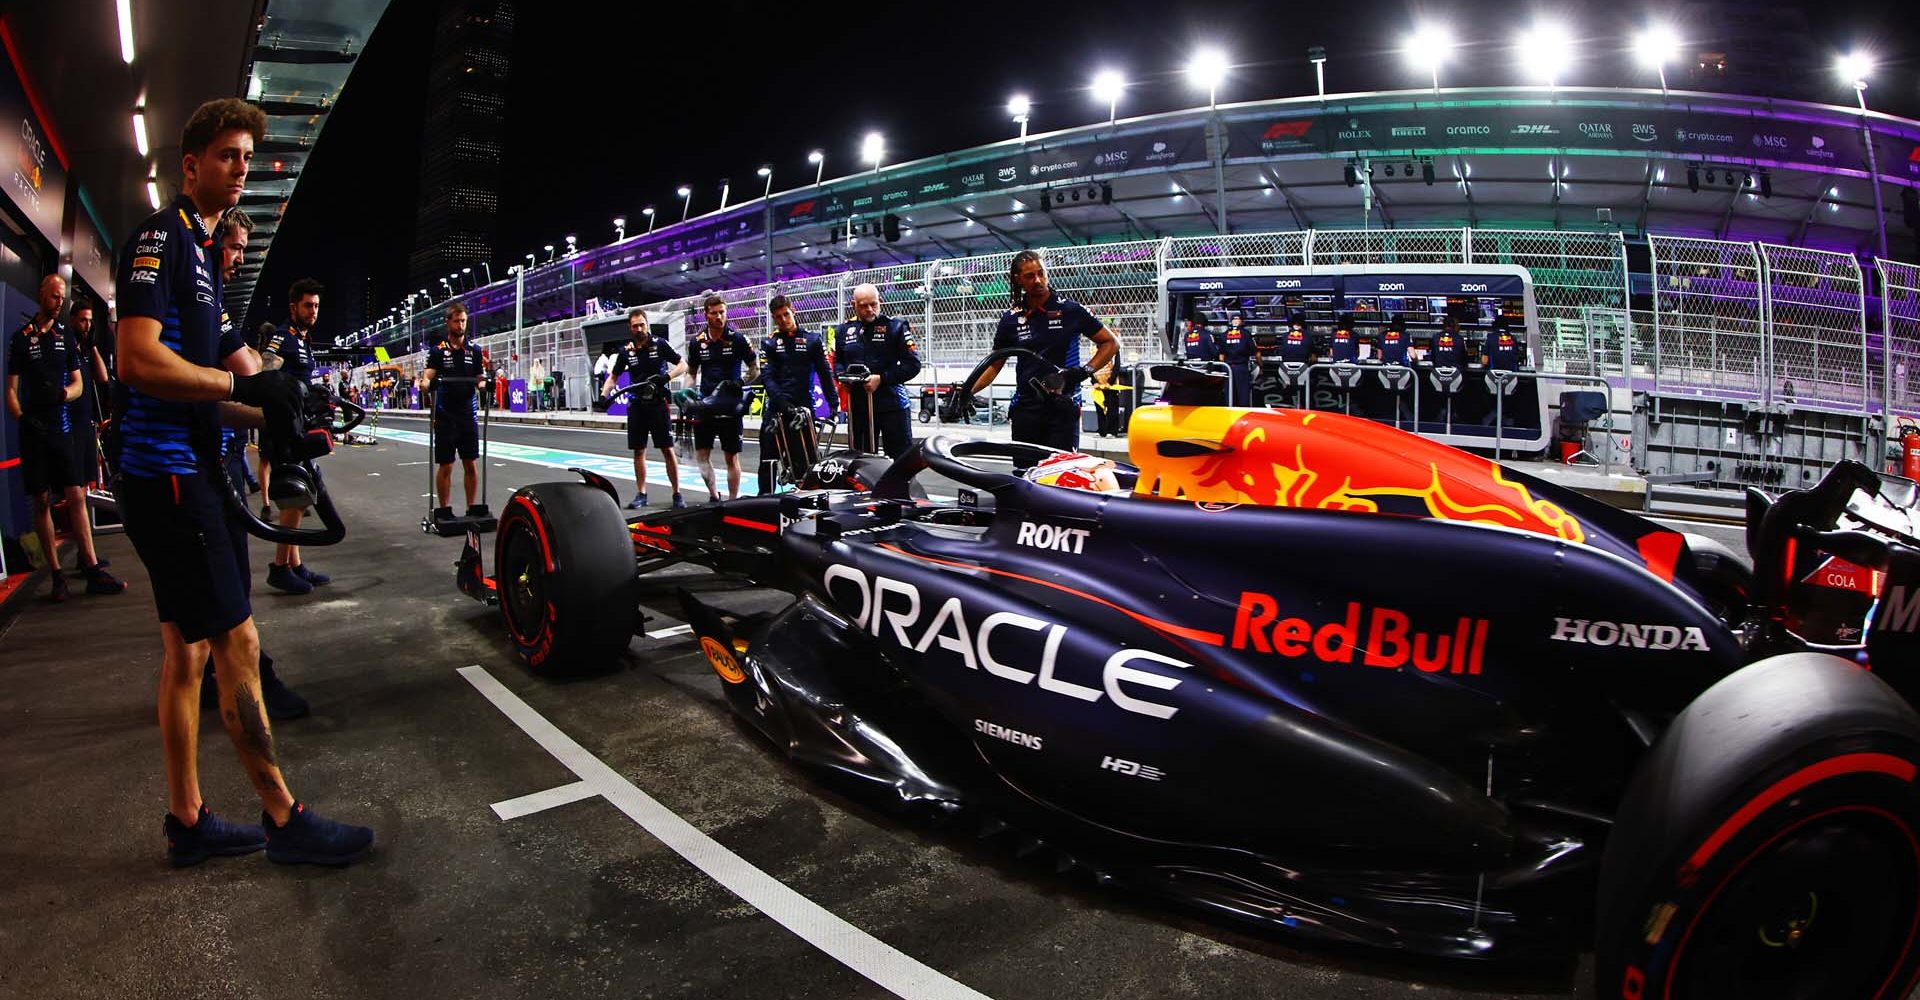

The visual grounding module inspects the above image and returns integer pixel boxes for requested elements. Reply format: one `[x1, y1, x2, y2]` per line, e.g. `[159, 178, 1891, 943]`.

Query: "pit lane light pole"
[1007, 94, 1031, 141]
[808, 150, 824, 186]
[613, 216, 626, 241]
[564, 234, 577, 257]
[1309, 46, 1327, 99]
[523, 252, 535, 270]
[1406, 25, 1452, 95]
[1517, 21, 1573, 92]
[677, 185, 693, 222]
[1092, 70, 1125, 126]
[757, 165, 773, 199]
[544, 243, 555, 262]
[1187, 48, 1230, 235]
[480, 261, 492, 284]
[461, 266, 472, 291]
[1839, 52, 1890, 264]
[1634, 24, 1681, 98]
[642, 205, 657, 234]
[862, 132, 885, 175]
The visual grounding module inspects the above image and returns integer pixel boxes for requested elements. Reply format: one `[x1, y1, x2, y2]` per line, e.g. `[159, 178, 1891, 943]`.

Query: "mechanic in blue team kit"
[684, 295, 759, 501]
[1180, 319, 1216, 364]
[1218, 313, 1254, 406]
[833, 282, 921, 458]
[113, 98, 372, 867]
[6, 274, 124, 599]
[418, 303, 490, 520]
[601, 307, 687, 509]
[757, 293, 836, 493]
[259, 278, 327, 593]
[967, 250, 1118, 451]
[66, 297, 114, 491]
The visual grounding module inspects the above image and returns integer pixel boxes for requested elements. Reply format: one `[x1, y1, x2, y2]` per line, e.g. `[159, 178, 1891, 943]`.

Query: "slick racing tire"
[495, 481, 636, 675]
[1595, 652, 1920, 1000]
[1683, 533, 1752, 629]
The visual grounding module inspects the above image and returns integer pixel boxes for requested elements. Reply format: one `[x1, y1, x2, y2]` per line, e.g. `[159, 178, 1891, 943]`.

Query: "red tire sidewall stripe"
[1685, 752, 1917, 875]
[498, 500, 557, 655]
[1660, 801, 1920, 1000]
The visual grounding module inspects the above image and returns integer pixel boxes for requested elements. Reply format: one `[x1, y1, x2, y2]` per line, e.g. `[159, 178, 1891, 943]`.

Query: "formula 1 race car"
[456, 354, 1920, 997]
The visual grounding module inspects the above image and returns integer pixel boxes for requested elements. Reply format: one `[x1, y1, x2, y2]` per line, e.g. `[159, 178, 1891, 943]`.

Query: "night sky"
[251, 0, 1918, 342]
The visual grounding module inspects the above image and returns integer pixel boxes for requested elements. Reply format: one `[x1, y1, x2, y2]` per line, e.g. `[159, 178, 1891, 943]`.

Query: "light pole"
[1007, 94, 1031, 141]
[1309, 46, 1327, 98]
[1840, 53, 1890, 263]
[1186, 48, 1227, 108]
[677, 184, 692, 222]
[543, 243, 555, 262]
[524, 253, 534, 270]
[440, 277, 452, 300]
[1634, 25, 1680, 98]
[1406, 26, 1452, 94]
[861, 132, 884, 175]
[643, 205, 656, 234]
[808, 150, 824, 186]
[461, 266, 472, 290]
[1092, 70, 1124, 125]
[718, 178, 731, 211]
[757, 165, 773, 199]
[613, 216, 626, 241]
[564, 234, 577, 257]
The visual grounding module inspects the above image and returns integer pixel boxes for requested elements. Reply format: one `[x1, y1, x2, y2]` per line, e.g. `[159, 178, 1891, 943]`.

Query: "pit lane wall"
[349, 226, 1911, 491]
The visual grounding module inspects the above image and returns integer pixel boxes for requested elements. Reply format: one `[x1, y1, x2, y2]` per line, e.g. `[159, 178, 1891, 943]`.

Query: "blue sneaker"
[266, 563, 312, 595]
[671, 493, 686, 509]
[626, 493, 648, 510]
[165, 805, 266, 867]
[293, 564, 330, 586]
[264, 802, 374, 867]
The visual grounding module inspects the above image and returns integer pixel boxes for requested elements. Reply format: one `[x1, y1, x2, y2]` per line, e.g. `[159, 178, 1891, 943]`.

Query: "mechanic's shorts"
[68, 416, 98, 486]
[1009, 395, 1082, 454]
[434, 411, 479, 464]
[627, 402, 672, 450]
[19, 420, 81, 494]
[693, 414, 744, 454]
[119, 472, 251, 644]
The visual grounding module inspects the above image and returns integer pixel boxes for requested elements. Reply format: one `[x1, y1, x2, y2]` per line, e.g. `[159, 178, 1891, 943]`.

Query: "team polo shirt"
[115, 196, 225, 476]
[426, 339, 488, 414]
[1487, 329, 1524, 371]
[609, 335, 681, 395]
[1181, 324, 1216, 362]
[686, 326, 753, 395]
[1218, 324, 1254, 365]
[7, 320, 80, 432]
[262, 324, 315, 382]
[992, 293, 1103, 403]
[759, 328, 833, 412]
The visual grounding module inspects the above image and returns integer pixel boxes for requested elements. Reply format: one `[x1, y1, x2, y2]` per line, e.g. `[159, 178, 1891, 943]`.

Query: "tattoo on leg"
[235, 687, 277, 765]
[254, 769, 280, 796]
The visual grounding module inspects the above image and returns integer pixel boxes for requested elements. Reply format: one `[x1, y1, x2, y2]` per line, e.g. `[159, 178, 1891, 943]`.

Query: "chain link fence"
[1649, 235, 1767, 400]
[1310, 227, 1468, 266]
[1470, 230, 1631, 377]
[1882, 260, 1920, 422]
[1758, 245, 1869, 411]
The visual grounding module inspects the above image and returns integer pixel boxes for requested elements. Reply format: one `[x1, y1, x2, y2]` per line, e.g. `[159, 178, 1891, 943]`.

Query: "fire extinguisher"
[1902, 425, 1920, 481]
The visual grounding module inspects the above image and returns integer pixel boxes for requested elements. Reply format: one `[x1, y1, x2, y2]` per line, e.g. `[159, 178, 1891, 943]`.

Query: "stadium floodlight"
[1092, 70, 1125, 124]
[757, 164, 773, 198]
[543, 243, 555, 262]
[642, 205, 657, 234]
[1837, 52, 1873, 94]
[677, 184, 693, 221]
[1517, 21, 1573, 89]
[1186, 48, 1229, 108]
[1634, 24, 1681, 95]
[808, 149, 825, 185]
[1405, 25, 1452, 93]
[1007, 93, 1031, 140]
[523, 253, 534, 268]
[861, 131, 885, 173]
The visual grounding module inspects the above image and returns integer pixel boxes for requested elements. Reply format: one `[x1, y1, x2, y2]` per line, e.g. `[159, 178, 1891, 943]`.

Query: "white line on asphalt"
[643, 624, 694, 639]
[457, 664, 991, 1000]
[491, 779, 599, 821]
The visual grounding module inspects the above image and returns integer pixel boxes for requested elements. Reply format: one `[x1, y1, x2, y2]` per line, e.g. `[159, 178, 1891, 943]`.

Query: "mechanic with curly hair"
[967, 250, 1118, 451]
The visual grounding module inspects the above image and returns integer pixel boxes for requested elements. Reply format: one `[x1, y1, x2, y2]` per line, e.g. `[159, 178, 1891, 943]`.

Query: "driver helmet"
[1023, 452, 1123, 493]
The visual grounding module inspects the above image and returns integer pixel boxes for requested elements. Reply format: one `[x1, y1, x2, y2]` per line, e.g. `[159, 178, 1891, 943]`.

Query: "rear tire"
[1595, 652, 1920, 1000]
[494, 482, 635, 675]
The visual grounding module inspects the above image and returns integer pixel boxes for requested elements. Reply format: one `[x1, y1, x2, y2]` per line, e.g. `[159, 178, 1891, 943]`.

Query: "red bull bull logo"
[1130, 407, 1586, 543]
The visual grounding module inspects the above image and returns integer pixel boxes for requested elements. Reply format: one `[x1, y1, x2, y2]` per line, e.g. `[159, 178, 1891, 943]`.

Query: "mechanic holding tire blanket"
[6, 274, 124, 599]
[833, 282, 921, 458]
[418, 302, 488, 521]
[757, 293, 836, 493]
[967, 250, 1118, 451]
[685, 295, 759, 501]
[602, 306, 687, 509]
[112, 98, 372, 868]
[258, 278, 328, 594]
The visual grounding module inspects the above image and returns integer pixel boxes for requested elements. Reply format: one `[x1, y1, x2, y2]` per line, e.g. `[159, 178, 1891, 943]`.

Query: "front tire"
[1595, 652, 1920, 1000]
[495, 482, 636, 675]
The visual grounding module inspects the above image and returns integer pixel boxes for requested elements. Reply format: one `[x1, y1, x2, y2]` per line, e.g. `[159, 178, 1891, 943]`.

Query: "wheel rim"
[1671, 809, 1920, 1000]
[499, 517, 549, 647]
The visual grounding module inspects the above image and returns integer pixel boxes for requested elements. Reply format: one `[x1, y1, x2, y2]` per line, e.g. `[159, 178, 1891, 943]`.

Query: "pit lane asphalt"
[0, 431, 1617, 1000]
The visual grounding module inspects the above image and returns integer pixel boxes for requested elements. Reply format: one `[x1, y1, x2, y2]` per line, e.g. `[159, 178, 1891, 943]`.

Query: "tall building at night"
[408, 0, 514, 293]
